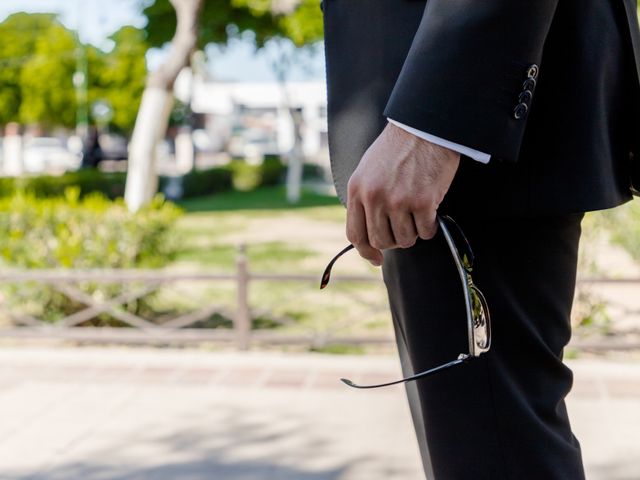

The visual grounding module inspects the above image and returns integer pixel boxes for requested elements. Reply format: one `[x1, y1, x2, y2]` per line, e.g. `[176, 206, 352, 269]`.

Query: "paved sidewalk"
[0, 347, 638, 480]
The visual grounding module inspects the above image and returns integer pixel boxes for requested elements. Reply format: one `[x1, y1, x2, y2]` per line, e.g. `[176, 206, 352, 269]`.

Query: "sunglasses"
[320, 214, 491, 389]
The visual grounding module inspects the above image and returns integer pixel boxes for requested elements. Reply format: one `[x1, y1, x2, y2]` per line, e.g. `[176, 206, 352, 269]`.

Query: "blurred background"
[0, 1, 638, 479]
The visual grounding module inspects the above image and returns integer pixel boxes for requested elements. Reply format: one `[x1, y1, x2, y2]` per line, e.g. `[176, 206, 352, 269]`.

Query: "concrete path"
[0, 347, 637, 480]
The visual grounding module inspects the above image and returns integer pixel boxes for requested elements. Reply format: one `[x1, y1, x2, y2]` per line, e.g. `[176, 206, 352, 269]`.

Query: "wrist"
[385, 121, 461, 163]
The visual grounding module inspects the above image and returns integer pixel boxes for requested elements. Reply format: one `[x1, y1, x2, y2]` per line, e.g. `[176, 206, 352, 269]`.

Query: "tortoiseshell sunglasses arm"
[319, 243, 355, 289]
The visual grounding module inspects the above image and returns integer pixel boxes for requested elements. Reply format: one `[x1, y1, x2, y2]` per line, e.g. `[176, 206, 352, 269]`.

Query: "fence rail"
[0, 244, 389, 349]
[0, 245, 638, 351]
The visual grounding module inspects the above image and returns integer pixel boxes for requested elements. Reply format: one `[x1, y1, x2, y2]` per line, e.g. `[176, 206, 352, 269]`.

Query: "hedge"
[0, 157, 294, 200]
[0, 188, 182, 324]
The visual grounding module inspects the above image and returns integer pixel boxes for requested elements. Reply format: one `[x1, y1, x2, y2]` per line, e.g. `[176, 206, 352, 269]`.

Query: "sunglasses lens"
[470, 284, 491, 350]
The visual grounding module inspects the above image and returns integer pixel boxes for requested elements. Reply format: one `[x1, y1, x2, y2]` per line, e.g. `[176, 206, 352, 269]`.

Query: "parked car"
[23, 137, 81, 173]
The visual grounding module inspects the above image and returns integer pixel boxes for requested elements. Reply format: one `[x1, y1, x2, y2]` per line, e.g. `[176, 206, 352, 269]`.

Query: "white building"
[175, 72, 329, 167]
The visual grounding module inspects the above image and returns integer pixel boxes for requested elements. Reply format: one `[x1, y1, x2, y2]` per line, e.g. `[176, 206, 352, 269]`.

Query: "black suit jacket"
[322, 0, 640, 217]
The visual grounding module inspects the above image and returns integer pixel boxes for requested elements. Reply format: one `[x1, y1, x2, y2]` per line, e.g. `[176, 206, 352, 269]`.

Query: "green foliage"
[309, 344, 366, 355]
[0, 159, 326, 209]
[0, 167, 235, 200]
[0, 188, 182, 269]
[169, 99, 191, 127]
[229, 159, 262, 190]
[93, 27, 148, 133]
[0, 162, 286, 201]
[176, 184, 341, 213]
[261, 156, 287, 185]
[144, 0, 274, 50]
[0, 13, 147, 133]
[143, 0, 323, 50]
[302, 162, 326, 181]
[273, 0, 324, 47]
[573, 287, 612, 335]
[0, 188, 182, 324]
[0, 13, 71, 126]
[159, 167, 234, 198]
[19, 19, 78, 127]
[0, 170, 127, 199]
[605, 200, 640, 262]
[228, 157, 286, 190]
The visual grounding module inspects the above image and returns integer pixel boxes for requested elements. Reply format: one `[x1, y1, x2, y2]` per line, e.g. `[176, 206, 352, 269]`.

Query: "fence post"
[235, 243, 251, 350]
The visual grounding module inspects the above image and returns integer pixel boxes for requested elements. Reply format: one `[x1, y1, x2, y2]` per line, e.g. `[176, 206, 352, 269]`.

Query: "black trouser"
[381, 213, 586, 480]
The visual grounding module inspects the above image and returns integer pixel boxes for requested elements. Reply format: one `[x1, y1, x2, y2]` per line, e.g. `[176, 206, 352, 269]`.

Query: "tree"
[243, 0, 324, 203]
[125, 0, 323, 211]
[0, 13, 147, 134]
[125, 0, 205, 211]
[0, 13, 76, 128]
[19, 20, 79, 128]
[94, 27, 148, 134]
[0, 14, 55, 124]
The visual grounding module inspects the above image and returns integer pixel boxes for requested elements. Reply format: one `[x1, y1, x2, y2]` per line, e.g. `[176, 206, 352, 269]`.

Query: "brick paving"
[0, 347, 637, 479]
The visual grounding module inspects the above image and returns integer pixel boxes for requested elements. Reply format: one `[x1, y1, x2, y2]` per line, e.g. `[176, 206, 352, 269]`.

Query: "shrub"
[0, 167, 235, 200]
[228, 157, 287, 191]
[605, 200, 640, 262]
[260, 156, 287, 186]
[159, 166, 233, 199]
[0, 158, 291, 202]
[0, 169, 127, 199]
[302, 162, 327, 181]
[0, 188, 182, 268]
[0, 188, 183, 323]
[228, 159, 263, 191]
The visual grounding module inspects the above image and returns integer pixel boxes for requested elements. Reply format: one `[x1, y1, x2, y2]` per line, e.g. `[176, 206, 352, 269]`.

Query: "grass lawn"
[172, 185, 351, 272]
[165, 186, 640, 354]
[166, 185, 394, 352]
[177, 184, 343, 213]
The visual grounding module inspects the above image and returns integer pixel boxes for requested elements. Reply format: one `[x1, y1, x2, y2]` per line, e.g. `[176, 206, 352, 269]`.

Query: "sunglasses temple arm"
[320, 243, 355, 289]
[340, 354, 471, 389]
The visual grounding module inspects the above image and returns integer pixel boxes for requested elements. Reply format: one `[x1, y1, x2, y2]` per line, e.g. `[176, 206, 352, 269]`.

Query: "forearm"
[383, 0, 559, 162]
[386, 118, 491, 164]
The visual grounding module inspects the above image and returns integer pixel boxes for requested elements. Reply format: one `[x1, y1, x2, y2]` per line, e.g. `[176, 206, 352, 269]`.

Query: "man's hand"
[346, 121, 461, 266]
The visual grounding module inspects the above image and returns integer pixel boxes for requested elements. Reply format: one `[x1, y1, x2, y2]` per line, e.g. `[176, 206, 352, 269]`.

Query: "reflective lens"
[470, 284, 491, 352]
[440, 215, 475, 271]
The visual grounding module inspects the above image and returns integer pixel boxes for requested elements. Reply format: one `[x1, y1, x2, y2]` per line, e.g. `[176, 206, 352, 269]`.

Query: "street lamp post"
[73, 0, 89, 139]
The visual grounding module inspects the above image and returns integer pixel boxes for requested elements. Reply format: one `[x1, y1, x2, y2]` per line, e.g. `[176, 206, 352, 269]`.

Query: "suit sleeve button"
[522, 78, 536, 91]
[526, 64, 539, 78]
[513, 103, 528, 120]
[518, 90, 533, 104]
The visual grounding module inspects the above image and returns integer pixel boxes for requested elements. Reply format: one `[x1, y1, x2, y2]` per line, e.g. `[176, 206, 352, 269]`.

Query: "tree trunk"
[125, 0, 203, 212]
[270, 41, 305, 204]
[285, 107, 304, 203]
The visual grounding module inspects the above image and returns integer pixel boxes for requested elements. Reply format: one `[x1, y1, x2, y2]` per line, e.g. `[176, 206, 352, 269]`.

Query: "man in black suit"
[321, 0, 640, 478]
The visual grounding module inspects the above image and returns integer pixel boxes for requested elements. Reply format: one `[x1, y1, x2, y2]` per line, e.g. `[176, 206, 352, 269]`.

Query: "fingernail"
[371, 259, 382, 267]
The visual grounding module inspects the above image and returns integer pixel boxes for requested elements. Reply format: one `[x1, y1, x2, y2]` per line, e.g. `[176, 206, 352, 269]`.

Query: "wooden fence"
[0, 244, 638, 351]
[0, 244, 389, 349]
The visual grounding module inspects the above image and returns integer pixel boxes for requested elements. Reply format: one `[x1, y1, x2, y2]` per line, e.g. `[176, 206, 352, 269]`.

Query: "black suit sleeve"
[382, 0, 560, 162]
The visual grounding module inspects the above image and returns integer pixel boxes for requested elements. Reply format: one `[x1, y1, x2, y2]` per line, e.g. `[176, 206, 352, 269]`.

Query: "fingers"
[388, 210, 418, 248]
[346, 194, 425, 267]
[412, 205, 439, 240]
[364, 201, 395, 249]
[346, 198, 384, 266]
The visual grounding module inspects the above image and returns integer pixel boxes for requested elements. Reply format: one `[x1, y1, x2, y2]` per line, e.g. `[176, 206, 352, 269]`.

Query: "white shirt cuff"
[386, 117, 491, 164]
